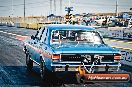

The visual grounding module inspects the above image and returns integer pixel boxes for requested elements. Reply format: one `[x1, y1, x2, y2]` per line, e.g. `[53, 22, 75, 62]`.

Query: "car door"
[38, 28, 51, 66]
[27, 31, 39, 60]
[36, 27, 48, 63]
[33, 27, 45, 63]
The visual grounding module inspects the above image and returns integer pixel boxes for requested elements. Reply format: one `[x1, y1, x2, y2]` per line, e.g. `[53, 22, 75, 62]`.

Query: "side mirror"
[37, 30, 39, 33]
[31, 35, 35, 40]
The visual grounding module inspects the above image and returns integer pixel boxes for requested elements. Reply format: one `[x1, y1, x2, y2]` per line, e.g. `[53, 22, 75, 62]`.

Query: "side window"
[40, 27, 47, 43]
[35, 27, 45, 40]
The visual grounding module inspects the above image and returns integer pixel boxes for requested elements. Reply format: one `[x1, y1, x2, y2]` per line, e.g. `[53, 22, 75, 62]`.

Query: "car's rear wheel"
[26, 53, 33, 71]
[76, 73, 86, 84]
[40, 58, 47, 80]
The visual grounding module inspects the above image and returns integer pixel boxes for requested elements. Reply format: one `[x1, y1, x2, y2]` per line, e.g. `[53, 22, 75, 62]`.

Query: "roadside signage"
[121, 50, 132, 66]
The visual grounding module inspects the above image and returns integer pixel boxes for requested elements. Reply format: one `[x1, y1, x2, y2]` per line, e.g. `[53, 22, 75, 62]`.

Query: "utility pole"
[11, 0, 14, 22]
[50, 0, 52, 14]
[11, 0, 14, 17]
[54, 0, 56, 15]
[115, 0, 118, 17]
[68, 0, 71, 7]
[60, 0, 62, 15]
[24, 0, 25, 22]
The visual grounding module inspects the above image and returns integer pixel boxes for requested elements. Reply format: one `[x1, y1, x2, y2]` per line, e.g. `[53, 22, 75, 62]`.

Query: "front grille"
[61, 54, 114, 63]
[61, 54, 82, 61]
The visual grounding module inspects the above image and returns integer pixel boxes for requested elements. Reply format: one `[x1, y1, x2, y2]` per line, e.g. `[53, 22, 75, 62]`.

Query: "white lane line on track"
[0, 30, 30, 41]
[0, 30, 16, 36]
[16, 35, 23, 36]
[0, 30, 26, 37]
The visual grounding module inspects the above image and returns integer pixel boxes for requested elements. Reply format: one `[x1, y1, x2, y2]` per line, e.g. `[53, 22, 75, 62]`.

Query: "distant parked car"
[108, 20, 123, 27]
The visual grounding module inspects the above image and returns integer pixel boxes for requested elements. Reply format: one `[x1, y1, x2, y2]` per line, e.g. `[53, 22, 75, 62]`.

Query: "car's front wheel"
[26, 53, 33, 71]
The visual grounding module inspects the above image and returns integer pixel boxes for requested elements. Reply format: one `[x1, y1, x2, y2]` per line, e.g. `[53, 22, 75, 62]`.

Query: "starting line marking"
[0, 30, 29, 41]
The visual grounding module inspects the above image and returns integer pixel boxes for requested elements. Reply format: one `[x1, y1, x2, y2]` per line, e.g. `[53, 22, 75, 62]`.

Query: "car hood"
[51, 43, 119, 54]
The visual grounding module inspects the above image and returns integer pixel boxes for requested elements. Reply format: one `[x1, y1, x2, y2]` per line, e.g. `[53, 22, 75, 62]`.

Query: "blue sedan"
[23, 24, 121, 80]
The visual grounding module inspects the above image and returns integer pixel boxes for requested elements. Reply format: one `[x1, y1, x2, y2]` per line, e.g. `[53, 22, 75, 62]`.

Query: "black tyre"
[76, 73, 86, 84]
[26, 53, 33, 71]
[40, 57, 47, 80]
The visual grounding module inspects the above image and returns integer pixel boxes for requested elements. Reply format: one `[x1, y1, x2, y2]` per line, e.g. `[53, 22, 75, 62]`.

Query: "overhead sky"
[0, 0, 131, 16]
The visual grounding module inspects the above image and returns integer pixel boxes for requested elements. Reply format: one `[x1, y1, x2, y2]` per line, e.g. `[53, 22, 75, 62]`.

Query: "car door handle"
[34, 42, 37, 44]
[29, 41, 33, 45]
[30, 42, 33, 45]
[44, 47, 47, 50]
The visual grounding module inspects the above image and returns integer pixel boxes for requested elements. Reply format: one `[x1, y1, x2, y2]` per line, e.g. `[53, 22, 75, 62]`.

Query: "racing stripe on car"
[24, 42, 52, 58]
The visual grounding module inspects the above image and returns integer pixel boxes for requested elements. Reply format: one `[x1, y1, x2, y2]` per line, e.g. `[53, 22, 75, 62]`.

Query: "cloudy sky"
[0, 0, 131, 16]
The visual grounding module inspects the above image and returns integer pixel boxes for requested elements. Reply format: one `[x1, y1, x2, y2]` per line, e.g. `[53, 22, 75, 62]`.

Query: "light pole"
[11, 0, 14, 17]
[68, 0, 71, 7]
[60, 0, 62, 15]
[54, 0, 56, 15]
[50, 0, 52, 14]
[115, 0, 118, 17]
[11, 0, 14, 23]
[24, 0, 25, 22]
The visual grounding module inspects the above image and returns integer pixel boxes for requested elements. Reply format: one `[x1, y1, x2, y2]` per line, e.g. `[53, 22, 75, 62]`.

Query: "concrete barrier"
[26, 23, 44, 29]
[14, 22, 45, 29]
[28, 23, 38, 29]
[96, 28, 109, 37]
[19, 23, 27, 28]
[14, 23, 20, 28]
[0, 22, 7, 26]
[97, 27, 132, 40]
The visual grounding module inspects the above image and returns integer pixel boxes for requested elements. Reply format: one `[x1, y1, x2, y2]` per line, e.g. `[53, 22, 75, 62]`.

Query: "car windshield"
[51, 30, 103, 44]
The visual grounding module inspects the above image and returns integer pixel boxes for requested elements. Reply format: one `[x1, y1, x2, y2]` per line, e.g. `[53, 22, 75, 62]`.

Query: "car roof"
[45, 24, 95, 31]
